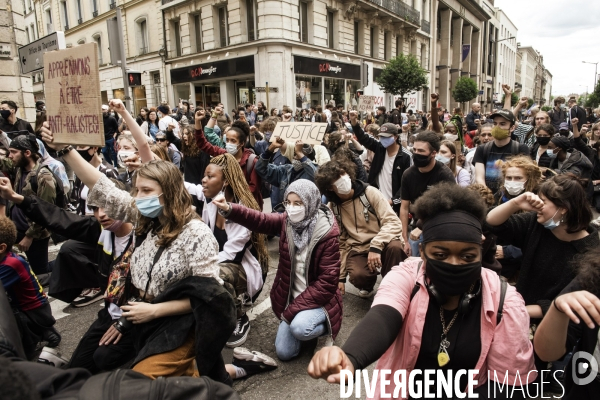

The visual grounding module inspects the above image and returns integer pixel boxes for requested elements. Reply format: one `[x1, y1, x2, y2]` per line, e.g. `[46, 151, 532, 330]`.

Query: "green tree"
[451, 77, 478, 107]
[541, 105, 551, 112]
[585, 81, 600, 108]
[375, 54, 428, 101]
[501, 92, 519, 107]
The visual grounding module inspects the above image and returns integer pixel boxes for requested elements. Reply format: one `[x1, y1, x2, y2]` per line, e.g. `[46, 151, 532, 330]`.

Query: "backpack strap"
[246, 153, 257, 181]
[331, 202, 344, 233]
[496, 277, 508, 325]
[358, 190, 379, 225]
[511, 140, 519, 154]
[410, 261, 424, 301]
[482, 141, 494, 162]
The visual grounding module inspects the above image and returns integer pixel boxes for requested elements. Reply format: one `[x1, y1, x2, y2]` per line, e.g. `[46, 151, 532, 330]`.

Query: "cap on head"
[9, 134, 39, 153]
[490, 109, 515, 125]
[379, 123, 398, 137]
[101, 105, 109, 111]
[559, 122, 569, 131]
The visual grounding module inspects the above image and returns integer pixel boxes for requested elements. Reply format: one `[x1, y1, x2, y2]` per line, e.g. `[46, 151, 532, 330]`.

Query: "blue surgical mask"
[542, 210, 561, 230]
[380, 136, 396, 148]
[226, 143, 239, 155]
[546, 149, 557, 159]
[435, 155, 451, 165]
[264, 131, 273, 142]
[135, 193, 164, 218]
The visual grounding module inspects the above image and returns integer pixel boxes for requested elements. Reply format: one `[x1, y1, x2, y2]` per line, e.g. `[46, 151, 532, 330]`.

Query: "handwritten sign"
[270, 122, 328, 146]
[358, 95, 377, 112]
[44, 42, 104, 147]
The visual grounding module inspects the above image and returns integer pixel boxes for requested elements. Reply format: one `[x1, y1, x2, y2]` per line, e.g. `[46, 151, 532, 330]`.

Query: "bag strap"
[496, 277, 508, 325]
[482, 141, 494, 162]
[246, 153, 257, 180]
[410, 261, 424, 301]
[141, 245, 166, 302]
[358, 190, 380, 226]
[511, 140, 519, 154]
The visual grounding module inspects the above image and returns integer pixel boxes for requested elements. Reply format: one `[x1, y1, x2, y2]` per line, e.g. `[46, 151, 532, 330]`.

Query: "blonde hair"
[499, 155, 542, 194]
[209, 154, 269, 273]
[150, 144, 170, 161]
[118, 133, 138, 150]
[133, 160, 198, 247]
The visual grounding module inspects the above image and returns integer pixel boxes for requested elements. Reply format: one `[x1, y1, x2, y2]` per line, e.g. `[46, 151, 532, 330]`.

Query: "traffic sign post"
[18, 32, 66, 74]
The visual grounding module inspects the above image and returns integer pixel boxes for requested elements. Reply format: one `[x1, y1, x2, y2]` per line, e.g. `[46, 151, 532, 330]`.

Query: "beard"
[14, 154, 28, 169]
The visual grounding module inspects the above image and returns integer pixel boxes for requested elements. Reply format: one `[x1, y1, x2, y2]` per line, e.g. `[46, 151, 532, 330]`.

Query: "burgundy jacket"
[194, 128, 263, 210]
[227, 204, 343, 338]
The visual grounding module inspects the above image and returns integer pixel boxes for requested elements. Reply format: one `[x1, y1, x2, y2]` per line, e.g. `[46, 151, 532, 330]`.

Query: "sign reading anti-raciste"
[44, 42, 104, 147]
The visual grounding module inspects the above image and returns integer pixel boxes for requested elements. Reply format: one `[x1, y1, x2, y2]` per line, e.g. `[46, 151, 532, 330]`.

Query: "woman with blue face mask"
[436, 141, 471, 187]
[486, 174, 598, 323]
[212, 179, 343, 362]
[39, 99, 247, 386]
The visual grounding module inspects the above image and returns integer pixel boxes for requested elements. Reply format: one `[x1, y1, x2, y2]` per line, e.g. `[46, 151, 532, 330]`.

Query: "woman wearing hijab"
[212, 179, 342, 362]
[308, 183, 535, 399]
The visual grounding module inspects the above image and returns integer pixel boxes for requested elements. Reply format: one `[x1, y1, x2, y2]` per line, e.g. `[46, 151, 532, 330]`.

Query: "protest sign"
[357, 95, 377, 112]
[44, 42, 105, 147]
[270, 122, 328, 146]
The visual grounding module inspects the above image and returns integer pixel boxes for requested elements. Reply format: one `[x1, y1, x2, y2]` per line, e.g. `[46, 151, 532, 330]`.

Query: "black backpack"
[79, 369, 241, 400]
[29, 165, 68, 209]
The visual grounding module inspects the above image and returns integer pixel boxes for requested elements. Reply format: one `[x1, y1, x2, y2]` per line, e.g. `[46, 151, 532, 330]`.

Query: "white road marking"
[48, 298, 71, 320]
[247, 298, 272, 321]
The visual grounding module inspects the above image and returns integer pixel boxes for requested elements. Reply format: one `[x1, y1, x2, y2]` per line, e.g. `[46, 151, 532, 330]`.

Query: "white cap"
[101, 104, 109, 110]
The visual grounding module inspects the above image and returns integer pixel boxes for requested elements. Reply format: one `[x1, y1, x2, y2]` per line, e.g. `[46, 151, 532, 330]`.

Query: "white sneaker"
[358, 289, 373, 298]
[314, 335, 334, 355]
[71, 288, 103, 307]
[591, 217, 600, 229]
[38, 347, 68, 368]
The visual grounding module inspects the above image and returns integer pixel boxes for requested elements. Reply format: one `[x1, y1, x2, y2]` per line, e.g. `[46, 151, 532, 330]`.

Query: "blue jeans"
[102, 138, 118, 167]
[275, 308, 328, 361]
[409, 233, 423, 257]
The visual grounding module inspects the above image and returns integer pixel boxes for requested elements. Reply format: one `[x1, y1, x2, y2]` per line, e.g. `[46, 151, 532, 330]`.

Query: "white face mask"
[117, 150, 135, 168]
[225, 143, 239, 155]
[334, 174, 352, 195]
[286, 205, 305, 223]
[157, 112, 163, 118]
[504, 180, 526, 196]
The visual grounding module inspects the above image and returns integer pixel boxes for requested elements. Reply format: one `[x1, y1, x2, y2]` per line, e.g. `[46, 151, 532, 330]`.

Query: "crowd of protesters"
[0, 88, 600, 400]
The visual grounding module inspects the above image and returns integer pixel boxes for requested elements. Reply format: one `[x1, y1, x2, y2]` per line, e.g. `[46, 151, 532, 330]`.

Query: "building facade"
[494, 8, 516, 98]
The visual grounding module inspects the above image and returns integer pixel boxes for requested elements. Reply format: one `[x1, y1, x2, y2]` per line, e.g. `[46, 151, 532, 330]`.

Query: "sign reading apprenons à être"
[44, 42, 105, 147]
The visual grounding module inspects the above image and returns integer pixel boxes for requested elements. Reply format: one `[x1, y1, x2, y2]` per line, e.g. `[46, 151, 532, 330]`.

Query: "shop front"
[170, 55, 255, 111]
[293, 55, 361, 110]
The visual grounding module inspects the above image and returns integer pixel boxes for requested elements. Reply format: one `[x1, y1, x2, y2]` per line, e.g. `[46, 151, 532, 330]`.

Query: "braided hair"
[209, 154, 269, 273]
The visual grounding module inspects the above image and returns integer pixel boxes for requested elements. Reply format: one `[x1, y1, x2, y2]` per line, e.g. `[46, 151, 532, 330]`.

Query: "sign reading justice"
[44, 42, 104, 147]
[270, 122, 328, 146]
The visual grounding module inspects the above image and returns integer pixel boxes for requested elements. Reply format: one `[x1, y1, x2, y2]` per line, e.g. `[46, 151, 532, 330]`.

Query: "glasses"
[283, 201, 304, 207]
[156, 138, 166, 142]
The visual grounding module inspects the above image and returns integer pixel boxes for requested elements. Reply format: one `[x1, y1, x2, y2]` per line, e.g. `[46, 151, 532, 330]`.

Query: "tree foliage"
[541, 105, 551, 112]
[585, 81, 600, 108]
[375, 54, 428, 99]
[452, 77, 478, 104]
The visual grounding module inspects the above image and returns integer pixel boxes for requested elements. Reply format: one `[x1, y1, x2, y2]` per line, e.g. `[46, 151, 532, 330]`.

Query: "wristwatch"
[56, 145, 74, 157]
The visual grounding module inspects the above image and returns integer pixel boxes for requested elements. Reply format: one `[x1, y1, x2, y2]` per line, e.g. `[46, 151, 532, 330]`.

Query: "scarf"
[284, 179, 321, 252]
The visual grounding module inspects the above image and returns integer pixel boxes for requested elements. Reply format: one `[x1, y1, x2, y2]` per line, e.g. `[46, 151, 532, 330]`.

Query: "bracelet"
[56, 145, 73, 158]
[553, 300, 565, 314]
[211, 113, 218, 119]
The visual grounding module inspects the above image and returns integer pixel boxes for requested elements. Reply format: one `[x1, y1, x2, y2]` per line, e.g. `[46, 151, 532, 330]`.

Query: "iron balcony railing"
[365, 0, 420, 25]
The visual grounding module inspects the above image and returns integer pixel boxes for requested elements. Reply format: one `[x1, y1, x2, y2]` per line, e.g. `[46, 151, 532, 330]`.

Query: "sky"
[494, 0, 600, 97]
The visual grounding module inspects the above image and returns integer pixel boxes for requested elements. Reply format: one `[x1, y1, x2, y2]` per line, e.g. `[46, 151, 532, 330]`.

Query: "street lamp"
[582, 61, 598, 89]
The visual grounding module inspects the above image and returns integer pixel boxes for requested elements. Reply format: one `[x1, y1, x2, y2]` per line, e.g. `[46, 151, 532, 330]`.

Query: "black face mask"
[536, 136, 551, 146]
[77, 149, 94, 163]
[559, 130, 569, 137]
[0, 110, 11, 120]
[413, 153, 432, 168]
[426, 256, 482, 296]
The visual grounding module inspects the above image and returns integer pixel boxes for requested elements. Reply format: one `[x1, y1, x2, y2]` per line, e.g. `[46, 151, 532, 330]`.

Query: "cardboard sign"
[270, 122, 328, 146]
[44, 42, 104, 147]
[357, 95, 377, 112]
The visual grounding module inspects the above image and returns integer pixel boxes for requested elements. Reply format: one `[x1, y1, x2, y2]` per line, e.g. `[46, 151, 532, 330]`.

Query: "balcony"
[64, 24, 69, 30]
[421, 19, 430, 34]
[78, 18, 83, 24]
[364, 0, 420, 25]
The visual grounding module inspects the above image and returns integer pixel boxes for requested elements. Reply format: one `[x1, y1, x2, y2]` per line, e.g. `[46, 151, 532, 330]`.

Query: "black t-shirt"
[414, 293, 482, 396]
[401, 161, 456, 203]
[182, 152, 210, 185]
[473, 141, 530, 192]
[213, 225, 228, 252]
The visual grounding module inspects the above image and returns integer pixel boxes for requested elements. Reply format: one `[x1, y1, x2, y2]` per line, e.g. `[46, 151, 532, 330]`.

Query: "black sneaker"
[226, 314, 250, 348]
[43, 327, 62, 348]
[71, 288, 103, 307]
[233, 347, 277, 377]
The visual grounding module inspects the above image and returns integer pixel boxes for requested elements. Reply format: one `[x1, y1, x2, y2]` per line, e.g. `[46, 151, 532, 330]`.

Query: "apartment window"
[91, 0, 97, 16]
[76, 0, 83, 24]
[327, 11, 334, 49]
[45, 8, 54, 33]
[299, 2, 308, 43]
[61, 1, 69, 30]
[109, 0, 116, 9]
[354, 21, 359, 54]
[437, 12, 441, 41]
[246, 0, 257, 41]
[26, 27, 30, 44]
[152, 72, 162, 104]
[370, 27, 379, 58]
[193, 14, 202, 52]
[137, 18, 148, 55]
[421, 44, 427, 68]
[31, 23, 36, 40]
[217, 6, 228, 47]
[384, 31, 391, 61]
[171, 20, 182, 56]
[93, 34, 103, 64]
[396, 35, 403, 56]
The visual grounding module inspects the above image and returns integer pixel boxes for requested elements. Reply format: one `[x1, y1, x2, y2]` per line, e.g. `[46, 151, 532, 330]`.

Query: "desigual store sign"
[170, 55, 255, 84]
[293, 55, 360, 80]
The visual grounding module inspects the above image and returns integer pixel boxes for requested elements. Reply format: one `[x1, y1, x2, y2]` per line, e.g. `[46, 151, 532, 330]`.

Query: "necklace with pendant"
[437, 307, 459, 367]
